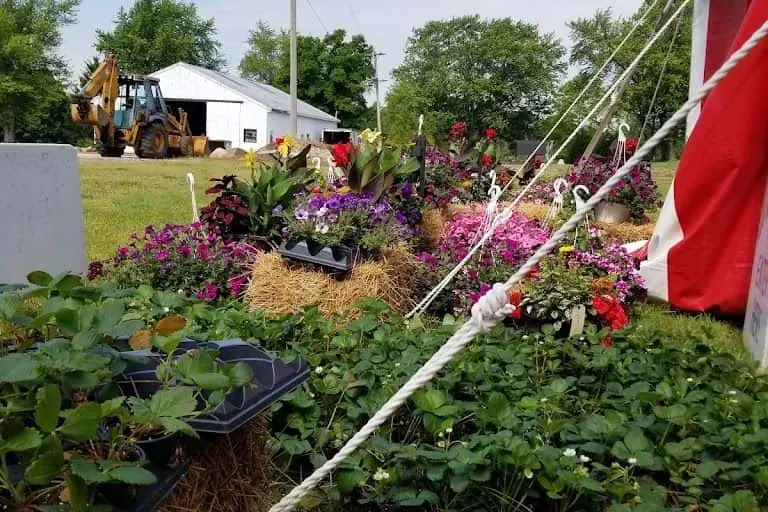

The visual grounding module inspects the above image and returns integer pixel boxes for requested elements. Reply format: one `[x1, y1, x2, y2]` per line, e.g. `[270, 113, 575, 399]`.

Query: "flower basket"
[595, 201, 631, 224]
[277, 238, 361, 273]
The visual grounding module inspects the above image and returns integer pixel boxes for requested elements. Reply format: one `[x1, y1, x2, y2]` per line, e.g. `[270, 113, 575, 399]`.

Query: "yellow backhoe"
[71, 53, 209, 158]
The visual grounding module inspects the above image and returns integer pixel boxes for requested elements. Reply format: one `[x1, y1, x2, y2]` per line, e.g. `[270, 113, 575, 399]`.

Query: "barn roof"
[153, 62, 339, 123]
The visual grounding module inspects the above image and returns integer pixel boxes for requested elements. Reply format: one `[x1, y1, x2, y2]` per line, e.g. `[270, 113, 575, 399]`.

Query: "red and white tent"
[640, 0, 768, 316]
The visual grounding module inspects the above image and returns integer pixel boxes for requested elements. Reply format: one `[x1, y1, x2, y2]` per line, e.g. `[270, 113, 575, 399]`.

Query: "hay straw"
[245, 245, 420, 317]
[158, 415, 270, 512]
[516, 202, 655, 244]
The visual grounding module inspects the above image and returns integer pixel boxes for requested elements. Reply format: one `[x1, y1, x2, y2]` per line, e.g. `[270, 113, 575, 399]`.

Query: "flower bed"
[419, 211, 644, 335]
[89, 223, 258, 303]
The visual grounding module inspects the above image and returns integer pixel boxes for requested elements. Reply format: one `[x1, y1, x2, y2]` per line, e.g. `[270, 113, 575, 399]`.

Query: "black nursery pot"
[134, 431, 178, 468]
[98, 444, 147, 505]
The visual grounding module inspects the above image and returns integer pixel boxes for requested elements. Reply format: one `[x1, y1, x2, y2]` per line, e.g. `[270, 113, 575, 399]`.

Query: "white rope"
[506, 0, 664, 184]
[639, 11, 684, 144]
[186, 173, 199, 223]
[269, 19, 768, 512]
[406, 0, 691, 319]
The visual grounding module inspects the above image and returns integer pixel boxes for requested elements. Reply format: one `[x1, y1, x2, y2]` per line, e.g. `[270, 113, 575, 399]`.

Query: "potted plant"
[567, 157, 658, 224]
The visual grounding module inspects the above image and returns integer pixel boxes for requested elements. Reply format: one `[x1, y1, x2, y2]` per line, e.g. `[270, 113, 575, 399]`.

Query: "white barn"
[151, 62, 339, 151]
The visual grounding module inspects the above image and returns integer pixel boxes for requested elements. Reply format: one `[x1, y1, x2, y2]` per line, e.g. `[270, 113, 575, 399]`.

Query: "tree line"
[0, 0, 689, 160]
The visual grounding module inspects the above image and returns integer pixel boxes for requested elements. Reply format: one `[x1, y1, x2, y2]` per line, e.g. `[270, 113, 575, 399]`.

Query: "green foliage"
[341, 130, 420, 202]
[0, 0, 79, 142]
[239, 25, 374, 128]
[547, 2, 692, 161]
[385, 15, 565, 144]
[234, 301, 768, 511]
[95, 0, 224, 75]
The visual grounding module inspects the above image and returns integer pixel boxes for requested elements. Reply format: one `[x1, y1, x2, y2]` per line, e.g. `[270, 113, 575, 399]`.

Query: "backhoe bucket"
[70, 103, 111, 127]
[191, 136, 210, 157]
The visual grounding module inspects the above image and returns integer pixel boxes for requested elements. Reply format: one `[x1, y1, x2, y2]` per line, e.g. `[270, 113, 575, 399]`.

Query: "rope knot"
[470, 283, 514, 334]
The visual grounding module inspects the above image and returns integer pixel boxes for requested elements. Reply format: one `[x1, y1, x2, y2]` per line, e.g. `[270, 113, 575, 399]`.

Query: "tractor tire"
[138, 123, 168, 159]
[99, 146, 124, 158]
[180, 136, 193, 157]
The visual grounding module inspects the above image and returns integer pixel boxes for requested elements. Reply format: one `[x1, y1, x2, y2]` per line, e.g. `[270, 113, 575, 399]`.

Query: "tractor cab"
[113, 76, 168, 130]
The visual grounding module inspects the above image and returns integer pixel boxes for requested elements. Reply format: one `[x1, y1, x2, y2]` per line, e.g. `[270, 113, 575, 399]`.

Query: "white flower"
[730, 398, 738, 404]
[314, 366, 324, 374]
[317, 207, 328, 217]
[687, 378, 693, 383]
[394, 363, 400, 367]
[628, 457, 637, 465]
[728, 390, 737, 395]
[564, 448, 576, 457]
[373, 468, 390, 482]
[524, 468, 534, 479]
[438, 432, 445, 438]
[538, 341, 545, 345]
[540, 398, 548, 403]
[580, 455, 591, 463]
[309, 392, 315, 398]
[177, 289, 184, 294]
[522, 335, 529, 340]
[579, 336, 585, 341]
[163, 306, 170, 313]
[437, 440, 448, 449]
[445, 427, 453, 434]
[315, 223, 330, 234]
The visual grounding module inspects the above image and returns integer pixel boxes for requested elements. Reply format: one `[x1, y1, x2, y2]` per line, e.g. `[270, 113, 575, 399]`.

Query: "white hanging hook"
[327, 156, 338, 184]
[186, 173, 199, 223]
[553, 178, 569, 197]
[418, 114, 424, 136]
[572, 185, 591, 243]
[312, 157, 321, 169]
[618, 122, 630, 142]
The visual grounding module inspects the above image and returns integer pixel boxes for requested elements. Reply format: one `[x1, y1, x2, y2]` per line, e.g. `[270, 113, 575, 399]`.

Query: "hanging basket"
[595, 202, 631, 224]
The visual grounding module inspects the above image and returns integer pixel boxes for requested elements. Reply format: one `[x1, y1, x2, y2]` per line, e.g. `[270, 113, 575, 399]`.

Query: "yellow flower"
[338, 186, 350, 193]
[244, 149, 257, 169]
[360, 128, 381, 144]
[283, 134, 296, 147]
[462, 180, 472, 189]
[559, 245, 575, 254]
[277, 143, 289, 159]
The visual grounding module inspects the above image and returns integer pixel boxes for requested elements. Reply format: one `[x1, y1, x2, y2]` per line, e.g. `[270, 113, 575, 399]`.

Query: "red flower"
[601, 335, 613, 348]
[275, 137, 284, 146]
[485, 128, 497, 140]
[526, 264, 541, 280]
[534, 157, 543, 170]
[332, 141, 353, 168]
[480, 153, 493, 168]
[592, 294, 629, 330]
[625, 137, 638, 155]
[508, 290, 523, 320]
[450, 121, 467, 138]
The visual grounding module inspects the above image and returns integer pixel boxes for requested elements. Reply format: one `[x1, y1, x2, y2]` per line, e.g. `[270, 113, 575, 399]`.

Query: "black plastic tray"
[121, 339, 310, 434]
[278, 239, 360, 272]
[115, 462, 189, 512]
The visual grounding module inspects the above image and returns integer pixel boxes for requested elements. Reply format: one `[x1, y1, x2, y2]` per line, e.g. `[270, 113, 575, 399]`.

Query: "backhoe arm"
[71, 53, 120, 128]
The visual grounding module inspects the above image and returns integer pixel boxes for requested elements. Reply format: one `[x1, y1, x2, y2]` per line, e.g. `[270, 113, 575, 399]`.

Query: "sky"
[60, 0, 643, 98]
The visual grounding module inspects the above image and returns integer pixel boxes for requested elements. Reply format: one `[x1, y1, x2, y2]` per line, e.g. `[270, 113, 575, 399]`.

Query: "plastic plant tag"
[569, 305, 586, 337]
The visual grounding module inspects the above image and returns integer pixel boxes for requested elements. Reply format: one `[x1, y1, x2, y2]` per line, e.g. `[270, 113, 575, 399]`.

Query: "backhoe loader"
[71, 53, 209, 158]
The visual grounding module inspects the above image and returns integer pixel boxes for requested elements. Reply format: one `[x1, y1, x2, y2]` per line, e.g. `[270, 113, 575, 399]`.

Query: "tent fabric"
[641, 0, 768, 315]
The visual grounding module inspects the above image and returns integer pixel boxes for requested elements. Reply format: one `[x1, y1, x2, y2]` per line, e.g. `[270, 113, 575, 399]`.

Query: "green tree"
[0, 0, 78, 142]
[238, 21, 285, 84]
[95, 0, 224, 75]
[552, 2, 691, 161]
[240, 25, 374, 129]
[384, 15, 566, 144]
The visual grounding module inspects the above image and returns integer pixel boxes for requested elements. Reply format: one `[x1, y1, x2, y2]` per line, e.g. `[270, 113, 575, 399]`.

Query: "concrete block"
[0, 144, 87, 284]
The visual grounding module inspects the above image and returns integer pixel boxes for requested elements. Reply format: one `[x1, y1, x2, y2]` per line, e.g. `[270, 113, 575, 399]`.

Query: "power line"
[348, 4, 364, 35]
[305, 0, 329, 34]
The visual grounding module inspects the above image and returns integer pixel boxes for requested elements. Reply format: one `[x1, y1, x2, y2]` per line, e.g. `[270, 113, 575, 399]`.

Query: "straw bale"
[245, 245, 420, 317]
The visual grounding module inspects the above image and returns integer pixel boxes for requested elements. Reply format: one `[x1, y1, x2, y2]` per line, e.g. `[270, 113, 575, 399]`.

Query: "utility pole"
[373, 52, 386, 132]
[290, 0, 298, 137]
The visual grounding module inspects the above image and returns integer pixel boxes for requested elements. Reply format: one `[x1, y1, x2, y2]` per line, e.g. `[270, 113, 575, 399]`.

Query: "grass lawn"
[80, 157, 248, 260]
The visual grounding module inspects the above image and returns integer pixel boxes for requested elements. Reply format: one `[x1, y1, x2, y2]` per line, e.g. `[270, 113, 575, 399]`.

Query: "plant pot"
[595, 201, 631, 224]
[277, 238, 360, 272]
[95, 443, 147, 506]
[134, 432, 177, 468]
